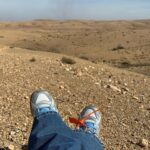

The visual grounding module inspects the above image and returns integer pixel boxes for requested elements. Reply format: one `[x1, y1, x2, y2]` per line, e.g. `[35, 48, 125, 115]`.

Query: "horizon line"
[0, 18, 150, 23]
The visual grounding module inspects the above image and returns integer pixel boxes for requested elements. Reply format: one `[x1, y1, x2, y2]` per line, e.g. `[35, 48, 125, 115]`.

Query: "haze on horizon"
[0, 0, 150, 21]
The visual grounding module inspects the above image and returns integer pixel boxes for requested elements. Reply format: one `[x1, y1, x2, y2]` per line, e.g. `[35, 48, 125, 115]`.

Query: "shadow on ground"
[22, 145, 28, 150]
[120, 62, 150, 68]
[118, 62, 150, 76]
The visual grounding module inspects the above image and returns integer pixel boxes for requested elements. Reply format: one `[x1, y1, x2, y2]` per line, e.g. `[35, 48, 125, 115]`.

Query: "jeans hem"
[35, 111, 58, 119]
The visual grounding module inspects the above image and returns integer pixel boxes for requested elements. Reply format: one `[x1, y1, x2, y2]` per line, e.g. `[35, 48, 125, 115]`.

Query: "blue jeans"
[28, 111, 104, 150]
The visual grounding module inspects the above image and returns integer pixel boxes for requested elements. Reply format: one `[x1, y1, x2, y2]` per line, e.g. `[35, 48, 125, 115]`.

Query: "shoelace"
[69, 109, 99, 129]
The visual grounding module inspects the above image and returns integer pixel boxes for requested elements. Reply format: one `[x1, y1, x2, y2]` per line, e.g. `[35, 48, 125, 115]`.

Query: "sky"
[0, 0, 150, 21]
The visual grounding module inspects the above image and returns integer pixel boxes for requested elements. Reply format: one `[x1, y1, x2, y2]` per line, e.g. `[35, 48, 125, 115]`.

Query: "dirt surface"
[0, 46, 149, 150]
[0, 20, 150, 76]
[0, 20, 150, 149]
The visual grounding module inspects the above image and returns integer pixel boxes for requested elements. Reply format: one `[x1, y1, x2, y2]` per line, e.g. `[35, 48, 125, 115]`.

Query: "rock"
[132, 96, 139, 100]
[10, 131, 16, 136]
[59, 85, 64, 89]
[75, 71, 82, 77]
[67, 90, 71, 94]
[84, 67, 88, 71]
[24, 96, 29, 100]
[65, 68, 70, 72]
[107, 84, 121, 92]
[139, 105, 144, 109]
[89, 66, 95, 69]
[124, 83, 128, 86]
[75, 102, 78, 105]
[138, 139, 149, 148]
[107, 97, 113, 101]
[121, 87, 129, 92]
[60, 62, 65, 66]
[8, 144, 15, 150]
[95, 82, 100, 85]
[108, 79, 112, 83]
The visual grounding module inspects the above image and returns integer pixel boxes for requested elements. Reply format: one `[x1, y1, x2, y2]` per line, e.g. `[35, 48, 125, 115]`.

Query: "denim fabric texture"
[28, 110, 104, 150]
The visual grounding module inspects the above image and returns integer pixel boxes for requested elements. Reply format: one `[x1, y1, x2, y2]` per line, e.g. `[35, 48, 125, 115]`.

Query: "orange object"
[69, 109, 99, 128]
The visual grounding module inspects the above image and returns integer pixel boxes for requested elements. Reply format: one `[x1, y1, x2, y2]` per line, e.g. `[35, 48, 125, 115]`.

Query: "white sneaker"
[30, 90, 58, 117]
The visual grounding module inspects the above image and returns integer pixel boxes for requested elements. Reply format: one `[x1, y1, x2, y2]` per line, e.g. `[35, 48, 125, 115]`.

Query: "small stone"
[76, 71, 82, 77]
[122, 87, 129, 92]
[75, 103, 78, 105]
[107, 84, 121, 92]
[89, 66, 95, 69]
[132, 96, 139, 100]
[24, 96, 29, 100]
[124, 83, 128, 86]
[138, 139, 149, 148]
[139, 105, 144, 109]
[8, 144, 15, 150]
[95, 82, 100, 85]
[22, 127, 27, 132]
[10, 131, 16, 136]
[60, 62, 64, 66]
[107, 97, 112, 101]
[65, 68, 70, 72]
[24, 123, 27, 126]
[59, 85, 64, 89]
[84, 67, 88, 71]
[108, 79, 112, 82]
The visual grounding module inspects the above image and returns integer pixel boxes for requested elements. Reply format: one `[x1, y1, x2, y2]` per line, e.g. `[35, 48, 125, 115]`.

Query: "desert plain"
[0, 20, 150, 149]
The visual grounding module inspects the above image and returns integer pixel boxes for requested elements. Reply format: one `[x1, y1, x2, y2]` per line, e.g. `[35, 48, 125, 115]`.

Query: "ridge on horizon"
[0, 18, 150, 23]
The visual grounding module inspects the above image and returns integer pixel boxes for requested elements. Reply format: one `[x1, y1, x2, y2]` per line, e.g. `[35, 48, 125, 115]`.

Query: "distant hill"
[0, 20, 150, 76]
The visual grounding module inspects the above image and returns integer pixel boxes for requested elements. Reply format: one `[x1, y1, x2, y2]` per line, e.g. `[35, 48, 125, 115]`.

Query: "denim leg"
[28, 112, 82, 150]
[73, 129, 104, 150]
[28, 112, 103, 150]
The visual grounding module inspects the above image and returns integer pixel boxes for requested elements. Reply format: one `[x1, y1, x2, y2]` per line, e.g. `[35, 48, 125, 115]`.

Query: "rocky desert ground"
[0, 20, 149, 150]
[0, 20, 150, 76]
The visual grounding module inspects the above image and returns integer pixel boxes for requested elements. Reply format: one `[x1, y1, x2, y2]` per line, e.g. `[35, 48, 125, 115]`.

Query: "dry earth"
[0, 20, 150, 76]
[0, 20, 150, 150]
[0, 46, 149, 150]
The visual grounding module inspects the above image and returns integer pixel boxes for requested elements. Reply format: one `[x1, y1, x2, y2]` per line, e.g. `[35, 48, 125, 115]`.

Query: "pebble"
[124, 83, 128, 86]
[132, 96, 139, 100]
[24, 96, 29, 100]
[138, 139, 149, 148]
[108, 79, 112, 82]
[76, 71, 82, 77]
[95, 82, 100, 85]
[65, 68, 70, 72]
[8, 144, 15, 150]
[67, 90, 71, 94]
[89, 66, 95, 69]
[139, 105, 144, 109]
[121, 87, 129, 92]
[84, 67, 88, 71]
[107, 84, 121, 92]
[10, 131, 16, 136]
[59, 85, 64, 89]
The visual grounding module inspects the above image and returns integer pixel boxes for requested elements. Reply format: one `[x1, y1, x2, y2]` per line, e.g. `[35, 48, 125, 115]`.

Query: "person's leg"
[28, 91, 81, 150]
[71, 105, 104, 149]
[28, 90, 103, 150]
[79, 105, 101, 138]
